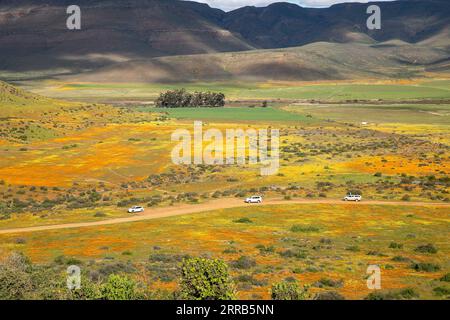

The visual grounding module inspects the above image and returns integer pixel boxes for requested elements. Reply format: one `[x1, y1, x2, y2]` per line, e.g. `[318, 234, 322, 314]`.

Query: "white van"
[245, 196, 263, 204]
[343, 194, 362, 202]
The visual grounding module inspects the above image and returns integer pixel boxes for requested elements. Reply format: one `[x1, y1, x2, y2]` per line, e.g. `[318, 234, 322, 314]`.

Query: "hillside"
[0, 80, 60, 108]
[223, 0, 450, 49]
[66, 41, 450, 83]
[0, 0, 448, 81]
[0, 0, 253, 75]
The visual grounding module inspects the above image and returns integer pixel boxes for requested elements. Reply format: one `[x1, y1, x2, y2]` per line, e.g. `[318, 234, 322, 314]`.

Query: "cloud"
[190, 0, 396, 11]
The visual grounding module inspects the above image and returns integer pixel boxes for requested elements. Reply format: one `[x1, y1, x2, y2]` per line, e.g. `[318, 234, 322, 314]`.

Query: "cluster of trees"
[155, 89, 225, 108]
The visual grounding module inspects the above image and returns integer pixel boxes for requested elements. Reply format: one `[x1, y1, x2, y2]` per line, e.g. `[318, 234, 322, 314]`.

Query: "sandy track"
[0, 198, 448, 235]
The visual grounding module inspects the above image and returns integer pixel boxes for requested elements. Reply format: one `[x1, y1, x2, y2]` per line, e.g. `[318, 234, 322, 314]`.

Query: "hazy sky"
[191, 0, 396, 11]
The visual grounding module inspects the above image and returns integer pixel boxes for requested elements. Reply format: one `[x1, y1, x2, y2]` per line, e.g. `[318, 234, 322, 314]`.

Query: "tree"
[179, 257, 236, 300]
[100, 274, 143, 300]
[271, 281, 310, 300]
[156, 89, 225, 108]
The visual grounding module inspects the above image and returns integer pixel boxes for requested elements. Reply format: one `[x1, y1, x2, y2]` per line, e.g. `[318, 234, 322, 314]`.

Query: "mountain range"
[0, 0, 448, 82]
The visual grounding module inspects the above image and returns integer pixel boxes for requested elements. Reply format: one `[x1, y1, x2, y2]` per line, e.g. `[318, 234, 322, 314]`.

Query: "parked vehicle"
[343, 194, 362, 202]
[128, 206, 145, 213]
[245, 196, 263, 204]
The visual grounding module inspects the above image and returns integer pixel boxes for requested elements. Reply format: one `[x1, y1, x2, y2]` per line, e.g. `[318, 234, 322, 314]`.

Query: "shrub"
[401, 195, 411, 201]
[149, 253, 186, 263]
[53, 255, 82, 266]
[314, 291, 345, 300]
[68, 276, 101, 300]
[313, 278, 343, 288]
[433, 286, 450, 297]
[439, 273, 450, 282]
[290, 225, 319, 233]
[345, 245, 360, 252]
[179, 257, 235, 300]
[320, 238, 332, 244]
[256, 245, 275, 254]
[98, 262, 136, 277]
[0, 254, 33, 300]
[14, 238, 27, 244]
[94, 212, 107, 217]
[389, 242, 403, 249]
[235, 274, 267, 287]
[414, 244, 438, 254]
[232, 256, 256, 270]
[271, 281, 310, 300]
[410, 262, 440, 272]
[366, 250, 387, 257]
[100, 274, 142, 300]
[392, 256, 411, 262]
[365, 288, 419, 300]
[233, 217, 253, 224]
[279, 249, 307, 259]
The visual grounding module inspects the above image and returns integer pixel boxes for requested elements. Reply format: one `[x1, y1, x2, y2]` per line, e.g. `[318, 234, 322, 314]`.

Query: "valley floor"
[1, 198, 449, 235]
[0, 79, 449, 300]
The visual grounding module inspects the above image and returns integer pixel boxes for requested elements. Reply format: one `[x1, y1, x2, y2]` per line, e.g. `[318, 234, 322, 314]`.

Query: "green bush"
[414, 244, 438, 254]
[233, 217, 253, 224]
[392, 256, 412, 262]
[279, 249, 307, 259]
[439, 273, 450, 282]
[179, 257, 236, 300]
[410, 262, 440, 272]
[100, 274, 143, 300]
[389, 242, 403, 249]
[365, 288, 419, 300]
[314, 291, 345, 300]
[68, 276, 101, 300]
[290, 225, 319, 233]
[53, 255, 82, 266]
[313, 278, 343, 288]
[0, 252, 43, 300]
[232, 256, 256, 269]
[256, 244, 275, 254]
[433, 286, 450, 297]
[401, 195, 411, 201]
[271, 281, 310, 300]
[235, 274, 267, 287]
[94, 212, 107, 217]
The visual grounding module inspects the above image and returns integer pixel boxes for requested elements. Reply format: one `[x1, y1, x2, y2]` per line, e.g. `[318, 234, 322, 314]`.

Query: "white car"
[343, 194, 362, 202]
[128, 206, 145, 213]
[245, 196, 263, 204]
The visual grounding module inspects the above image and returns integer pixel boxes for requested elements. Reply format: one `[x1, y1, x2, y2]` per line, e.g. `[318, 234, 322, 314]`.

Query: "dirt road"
[0, 198, 448, 235]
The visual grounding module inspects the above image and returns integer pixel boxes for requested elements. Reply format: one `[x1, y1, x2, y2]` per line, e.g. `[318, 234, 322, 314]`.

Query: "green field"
[144, 107, 315, 122]
[284, 104, 450, 125]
